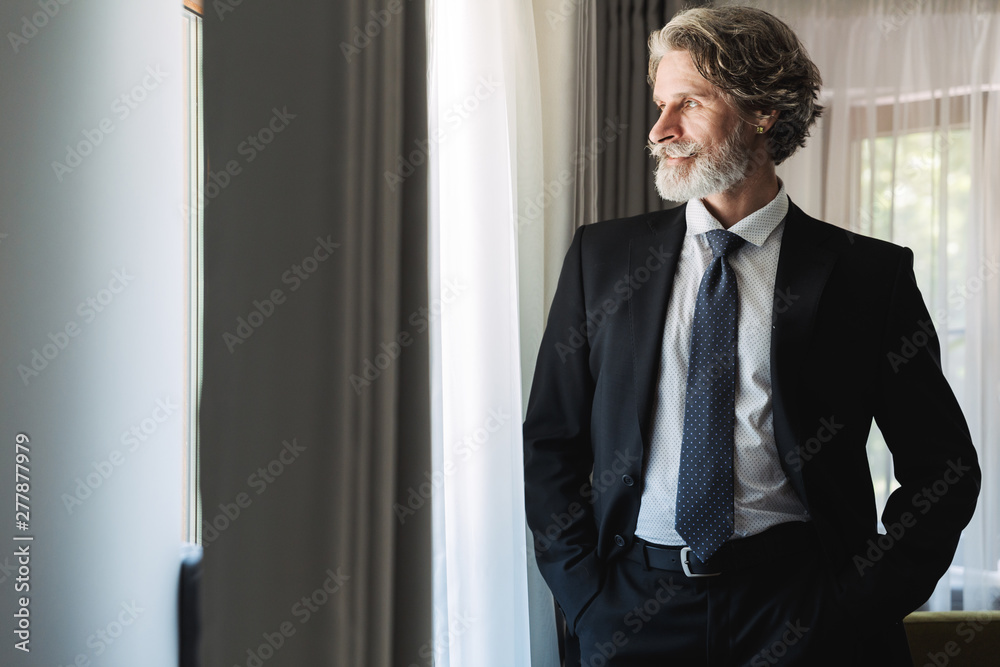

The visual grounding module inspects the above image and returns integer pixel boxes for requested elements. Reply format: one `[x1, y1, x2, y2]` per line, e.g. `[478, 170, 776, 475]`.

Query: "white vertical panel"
[428, 1, 534, 665]
[0, 1, 183, 665]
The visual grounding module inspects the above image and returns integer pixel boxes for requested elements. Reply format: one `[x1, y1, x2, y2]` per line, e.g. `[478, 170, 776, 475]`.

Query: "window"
[854, 91, 991, 609]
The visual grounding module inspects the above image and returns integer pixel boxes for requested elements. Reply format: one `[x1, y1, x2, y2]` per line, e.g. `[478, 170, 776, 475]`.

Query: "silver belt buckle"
[680, 546, 721, 578]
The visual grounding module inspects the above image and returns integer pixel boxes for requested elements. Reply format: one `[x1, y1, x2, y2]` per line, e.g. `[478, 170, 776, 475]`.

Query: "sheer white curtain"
[427, 0, 599, 664]
[427, 1, 539, 666]
[733, 0, 1000, 611]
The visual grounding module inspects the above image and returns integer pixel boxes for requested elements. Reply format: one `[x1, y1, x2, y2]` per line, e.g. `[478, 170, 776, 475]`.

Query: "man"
[522, 6, 980, 666]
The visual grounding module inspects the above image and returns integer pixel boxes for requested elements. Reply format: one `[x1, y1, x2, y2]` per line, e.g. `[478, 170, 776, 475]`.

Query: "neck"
[699, 166, 780, 229]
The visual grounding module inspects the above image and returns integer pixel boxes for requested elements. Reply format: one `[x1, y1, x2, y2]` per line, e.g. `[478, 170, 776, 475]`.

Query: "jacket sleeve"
[838, 245, 981, 623]
[523, 223, 603, 634]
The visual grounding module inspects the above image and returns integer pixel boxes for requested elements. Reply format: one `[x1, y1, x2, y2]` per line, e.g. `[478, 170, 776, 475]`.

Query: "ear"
[755, 110, 780, 133]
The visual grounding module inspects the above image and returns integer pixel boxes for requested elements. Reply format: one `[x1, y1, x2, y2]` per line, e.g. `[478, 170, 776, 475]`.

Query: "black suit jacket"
[522, 198, 981, 642]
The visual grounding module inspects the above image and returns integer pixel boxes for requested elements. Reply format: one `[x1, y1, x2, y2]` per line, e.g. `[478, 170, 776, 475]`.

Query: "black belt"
[624, 521, 820, 578]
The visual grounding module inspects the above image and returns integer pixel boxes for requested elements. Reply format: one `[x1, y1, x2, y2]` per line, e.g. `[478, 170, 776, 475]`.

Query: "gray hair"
[648, 6, 824, 165]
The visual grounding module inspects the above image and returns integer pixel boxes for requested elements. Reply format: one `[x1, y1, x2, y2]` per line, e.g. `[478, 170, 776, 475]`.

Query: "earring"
[756, 125, 765, 134]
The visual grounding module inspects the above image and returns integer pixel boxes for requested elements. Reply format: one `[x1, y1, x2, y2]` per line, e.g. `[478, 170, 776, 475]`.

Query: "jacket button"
[614, 534, 625, 547]
[622, 474, 634, 486]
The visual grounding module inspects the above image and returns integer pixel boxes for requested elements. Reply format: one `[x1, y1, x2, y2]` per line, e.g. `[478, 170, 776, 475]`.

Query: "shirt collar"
[684, 177, 788, 248]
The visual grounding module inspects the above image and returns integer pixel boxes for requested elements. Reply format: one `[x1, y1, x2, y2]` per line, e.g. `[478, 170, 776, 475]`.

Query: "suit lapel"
[629, 204, 687, 455]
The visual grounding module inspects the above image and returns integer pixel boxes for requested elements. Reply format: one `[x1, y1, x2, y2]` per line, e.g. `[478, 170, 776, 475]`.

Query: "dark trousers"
[570, 525, 914, 666]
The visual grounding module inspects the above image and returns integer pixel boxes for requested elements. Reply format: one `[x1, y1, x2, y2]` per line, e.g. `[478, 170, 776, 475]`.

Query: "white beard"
[650, 120, 753, 203]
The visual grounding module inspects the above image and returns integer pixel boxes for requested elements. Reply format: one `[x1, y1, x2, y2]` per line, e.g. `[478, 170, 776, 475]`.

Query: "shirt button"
[614, 534, 626, 547]
[622, 474, 634, 486]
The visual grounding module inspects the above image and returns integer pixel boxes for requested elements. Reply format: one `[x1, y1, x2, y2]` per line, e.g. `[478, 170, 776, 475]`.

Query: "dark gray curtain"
[199, 1, 430, 665]
[596, 0, 707, 219]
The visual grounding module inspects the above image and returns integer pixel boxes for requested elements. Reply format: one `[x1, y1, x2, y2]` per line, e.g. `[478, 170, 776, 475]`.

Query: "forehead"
[652, 50, 718, 101]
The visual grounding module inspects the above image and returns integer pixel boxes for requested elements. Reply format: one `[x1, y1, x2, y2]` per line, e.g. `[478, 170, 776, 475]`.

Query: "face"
[648, 50, 756, 202]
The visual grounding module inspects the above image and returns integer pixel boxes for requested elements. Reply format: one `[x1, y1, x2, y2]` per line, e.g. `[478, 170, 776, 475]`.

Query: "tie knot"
[705, 229, 746, 258]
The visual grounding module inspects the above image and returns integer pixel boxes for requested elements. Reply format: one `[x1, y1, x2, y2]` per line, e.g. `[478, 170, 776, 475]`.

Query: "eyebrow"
[652, 90, 711, 103]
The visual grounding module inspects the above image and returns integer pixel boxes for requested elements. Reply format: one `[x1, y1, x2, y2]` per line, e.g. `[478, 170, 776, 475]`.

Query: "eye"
[654, 100, 699, 113]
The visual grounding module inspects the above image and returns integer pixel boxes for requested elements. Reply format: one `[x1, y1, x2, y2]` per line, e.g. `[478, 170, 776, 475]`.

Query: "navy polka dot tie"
[674, 229, 745, 562]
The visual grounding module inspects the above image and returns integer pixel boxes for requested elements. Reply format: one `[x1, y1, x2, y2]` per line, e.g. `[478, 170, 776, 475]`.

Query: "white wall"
[0, 1, 183, 665]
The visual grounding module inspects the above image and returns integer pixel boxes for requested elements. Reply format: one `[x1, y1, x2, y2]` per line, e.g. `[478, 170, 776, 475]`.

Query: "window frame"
[182, 2, 204, 544]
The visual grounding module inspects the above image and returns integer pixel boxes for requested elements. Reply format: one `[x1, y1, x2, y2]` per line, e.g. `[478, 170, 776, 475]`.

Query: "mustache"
[647, 140, 699, 159]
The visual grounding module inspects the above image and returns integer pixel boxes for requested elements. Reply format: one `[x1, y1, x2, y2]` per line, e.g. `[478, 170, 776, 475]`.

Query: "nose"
[649, 107, 680, 145]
